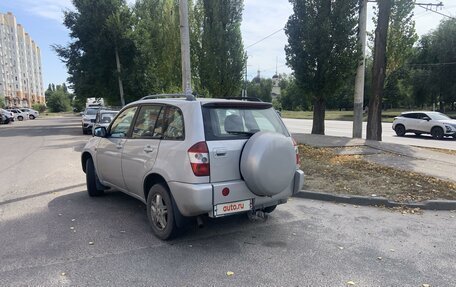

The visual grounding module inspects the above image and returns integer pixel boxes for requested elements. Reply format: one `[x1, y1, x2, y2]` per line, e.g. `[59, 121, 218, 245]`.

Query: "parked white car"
[6, 109, 28, 121]
[392, 111, 456, 140]
[20, 108, 39, 119]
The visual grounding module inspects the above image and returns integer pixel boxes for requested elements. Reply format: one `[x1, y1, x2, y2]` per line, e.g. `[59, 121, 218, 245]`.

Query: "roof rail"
[140, 93, 196, 101]
[225, 97, 263, 102]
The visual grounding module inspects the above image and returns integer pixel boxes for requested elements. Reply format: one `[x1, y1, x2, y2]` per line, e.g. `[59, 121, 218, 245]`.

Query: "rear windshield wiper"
[226, 130, 258, 136]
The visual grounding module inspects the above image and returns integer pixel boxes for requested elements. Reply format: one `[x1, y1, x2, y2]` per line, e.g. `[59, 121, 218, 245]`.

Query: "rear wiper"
[226, 130, 258, 136]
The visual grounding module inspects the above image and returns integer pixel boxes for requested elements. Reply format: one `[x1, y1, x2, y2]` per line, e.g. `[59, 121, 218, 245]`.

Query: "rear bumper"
[168, 169, 305, 217]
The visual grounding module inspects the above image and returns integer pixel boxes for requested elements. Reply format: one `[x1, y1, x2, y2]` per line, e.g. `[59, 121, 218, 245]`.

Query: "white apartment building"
[0, 12, 45, 108]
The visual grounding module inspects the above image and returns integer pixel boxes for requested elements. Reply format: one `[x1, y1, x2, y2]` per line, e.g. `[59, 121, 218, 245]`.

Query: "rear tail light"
[292, 138, 300, 167]
[188, 141, 210, 176]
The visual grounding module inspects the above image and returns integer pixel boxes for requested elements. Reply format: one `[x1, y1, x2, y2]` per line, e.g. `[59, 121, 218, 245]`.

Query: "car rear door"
[96, 106, 138, 190]
[415, 113, 434, 133]
[202, 102, 288, 183]
[121, 104, 163, 196]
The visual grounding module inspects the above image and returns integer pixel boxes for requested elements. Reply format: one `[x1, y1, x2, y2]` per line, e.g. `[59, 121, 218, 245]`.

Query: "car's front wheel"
[29, 115, 35, 120]
[431, 126, 444, 140]
[18, 116, 24, 121]
[394, 124, 406, 136]
[147, 184, 178, 240]
[85, 157, 104, 196]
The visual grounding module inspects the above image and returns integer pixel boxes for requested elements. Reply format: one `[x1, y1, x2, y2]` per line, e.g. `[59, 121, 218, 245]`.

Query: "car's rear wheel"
[85, 157, 104, 196]
[18, 116, 24, 121]
[394, 124, 406, 136]
[147, 184, 178, 240]
[431, 126, 444, 140]
[29, 115, 35, 120]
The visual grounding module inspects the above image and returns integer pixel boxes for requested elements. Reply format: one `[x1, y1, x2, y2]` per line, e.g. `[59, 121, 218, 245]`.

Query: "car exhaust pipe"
[196, 216, 204, 228]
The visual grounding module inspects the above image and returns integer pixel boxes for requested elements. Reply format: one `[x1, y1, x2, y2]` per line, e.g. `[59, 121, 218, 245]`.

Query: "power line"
[417, 4, 456, 19]
[245, 28, 284, 50]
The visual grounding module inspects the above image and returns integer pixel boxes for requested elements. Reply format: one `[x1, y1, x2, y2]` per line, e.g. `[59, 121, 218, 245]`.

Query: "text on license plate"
[214, 199, 252, 217]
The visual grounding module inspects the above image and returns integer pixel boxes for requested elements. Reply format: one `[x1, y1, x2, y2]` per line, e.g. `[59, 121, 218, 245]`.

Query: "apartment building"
[0, 12, 45, 108]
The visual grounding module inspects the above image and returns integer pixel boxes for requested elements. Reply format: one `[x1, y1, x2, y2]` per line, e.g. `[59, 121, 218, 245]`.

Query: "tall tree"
[196, 0, 245, 97]
[132, 0, 182, 96]
[54, 0, 135, 105]
[367, 0, 392, 141]
[285, 0, 359, 134]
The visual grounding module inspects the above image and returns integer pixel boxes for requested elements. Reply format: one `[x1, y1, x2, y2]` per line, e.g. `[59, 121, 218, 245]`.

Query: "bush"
[46, 90, 71, 112]
[32, 104, 47, 113]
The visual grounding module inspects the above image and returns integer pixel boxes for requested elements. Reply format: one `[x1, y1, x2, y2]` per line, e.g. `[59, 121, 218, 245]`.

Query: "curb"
[294, 190, 456, 211]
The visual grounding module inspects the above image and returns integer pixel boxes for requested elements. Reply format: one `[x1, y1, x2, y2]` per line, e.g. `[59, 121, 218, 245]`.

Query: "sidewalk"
[292, 133, 456, 183]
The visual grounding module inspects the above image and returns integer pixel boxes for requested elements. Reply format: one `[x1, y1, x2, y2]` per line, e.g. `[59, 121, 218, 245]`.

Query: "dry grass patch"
[299, 145, 456, 202]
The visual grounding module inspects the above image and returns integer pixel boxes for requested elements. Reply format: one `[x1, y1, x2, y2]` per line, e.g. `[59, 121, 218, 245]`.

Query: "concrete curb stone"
[294, 190, 456, 211]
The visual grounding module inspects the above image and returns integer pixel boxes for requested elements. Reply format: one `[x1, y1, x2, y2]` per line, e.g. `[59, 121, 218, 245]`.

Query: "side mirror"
[423, 116, 431, 121]
[94, 126, 108, 138]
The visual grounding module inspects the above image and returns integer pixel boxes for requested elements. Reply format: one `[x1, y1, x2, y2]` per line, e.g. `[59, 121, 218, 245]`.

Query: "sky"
[0, 0, 455, 89]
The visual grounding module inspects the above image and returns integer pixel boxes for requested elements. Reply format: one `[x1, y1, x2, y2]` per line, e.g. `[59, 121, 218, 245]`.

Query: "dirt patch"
[299, 145, 456, 203]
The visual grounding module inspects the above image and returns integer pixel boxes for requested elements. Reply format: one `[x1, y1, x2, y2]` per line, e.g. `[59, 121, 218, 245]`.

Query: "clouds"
[12, 0, 73, 22]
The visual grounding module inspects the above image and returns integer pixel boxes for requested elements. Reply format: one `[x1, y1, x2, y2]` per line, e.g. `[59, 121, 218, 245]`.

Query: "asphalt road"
[0, 117, 455, 286]
[283, 118, 456, 151]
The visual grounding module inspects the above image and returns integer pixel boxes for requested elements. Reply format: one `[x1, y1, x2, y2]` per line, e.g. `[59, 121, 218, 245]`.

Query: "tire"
[82, 128, 88, 135]
[29, 115, 35, 120]
[394, 125, 406, 136]
[431, 126, 444, 140]
[453, 135, 456, 139]
[18, 116, 24, 121]
[263, 205, 277, 213]
[146, 184, 178, 240]
[85, 157, 104, 197]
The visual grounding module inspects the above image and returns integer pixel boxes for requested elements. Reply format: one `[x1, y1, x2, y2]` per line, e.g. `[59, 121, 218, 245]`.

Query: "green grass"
[282, 110, 456, 123]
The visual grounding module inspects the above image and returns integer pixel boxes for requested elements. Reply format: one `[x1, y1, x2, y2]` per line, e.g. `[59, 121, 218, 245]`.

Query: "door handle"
[143, 145, 154, 153]
[215, 148, 227, 156]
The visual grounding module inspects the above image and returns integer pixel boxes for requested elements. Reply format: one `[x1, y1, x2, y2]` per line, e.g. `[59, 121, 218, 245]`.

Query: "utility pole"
[352, 0, 367, 138]
[179, 0, 192, 95]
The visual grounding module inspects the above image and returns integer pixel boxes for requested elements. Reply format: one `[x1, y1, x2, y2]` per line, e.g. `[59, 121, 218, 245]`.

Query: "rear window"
[202, 106, 288, 141]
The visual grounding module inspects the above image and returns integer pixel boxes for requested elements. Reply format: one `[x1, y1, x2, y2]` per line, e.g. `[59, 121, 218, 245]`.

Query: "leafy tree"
[132, 0, 182, 96]
[46, 84, 72, 112]
[32, 103, 47, 113]
[285, 0, 359, 134]
[277, 76, 311, 111]
[195, 0, 246, 97]
[54, 0, 136, 106]
[0, 96, 5, 108]
[246, 77, 272, 102]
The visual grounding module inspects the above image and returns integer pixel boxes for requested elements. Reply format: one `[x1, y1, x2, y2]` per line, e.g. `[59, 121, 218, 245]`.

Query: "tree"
[285, 0, 359, 134]
[278, 75, 311, 111]
[246, 77, 272, 102]
[367, 0, 392, 141]
[0, 96, 5, 108]
[54, 0, 136, 105]
[132, 0, 182, 96]
[46, 84, 72, 112]
[195, 0, 246, 97]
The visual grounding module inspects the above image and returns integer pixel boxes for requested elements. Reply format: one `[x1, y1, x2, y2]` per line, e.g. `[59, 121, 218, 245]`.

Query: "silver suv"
[81, 95, 304, 239]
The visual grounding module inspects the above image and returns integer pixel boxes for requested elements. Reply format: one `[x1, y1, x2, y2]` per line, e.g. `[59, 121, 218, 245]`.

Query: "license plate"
[214, 199, 253, 217]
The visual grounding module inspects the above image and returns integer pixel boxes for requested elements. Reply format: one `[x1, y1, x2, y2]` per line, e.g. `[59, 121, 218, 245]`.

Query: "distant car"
[81, 107, 102, 134]
[20, 108, 39, 119]
[91, 109, 119, 135]
[6, 109, 28, 121]
[0, 112, 10, 124]
[392, 111, 456, 140]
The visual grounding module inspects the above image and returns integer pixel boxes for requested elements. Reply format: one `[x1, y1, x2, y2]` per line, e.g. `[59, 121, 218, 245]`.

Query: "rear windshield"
[85, 108, 99, 115]
[202, 106, 289, 141]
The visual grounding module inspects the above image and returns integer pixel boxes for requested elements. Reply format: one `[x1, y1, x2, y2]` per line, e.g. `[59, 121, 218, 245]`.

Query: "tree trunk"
[312, 98, 326, 135]
[115, 46, 125, 107]
[367, 0, 391, 141]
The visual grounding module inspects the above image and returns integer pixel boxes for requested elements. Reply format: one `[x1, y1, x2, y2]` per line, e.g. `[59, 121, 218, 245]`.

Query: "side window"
[110, 106, 137, 138]
[417, 113, 428, 120]
[131, 105, 162, 139]
[163, 107, 185, 140]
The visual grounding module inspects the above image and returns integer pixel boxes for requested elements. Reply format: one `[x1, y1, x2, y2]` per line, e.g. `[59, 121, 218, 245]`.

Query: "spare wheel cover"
[240, 132, 296, 196]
